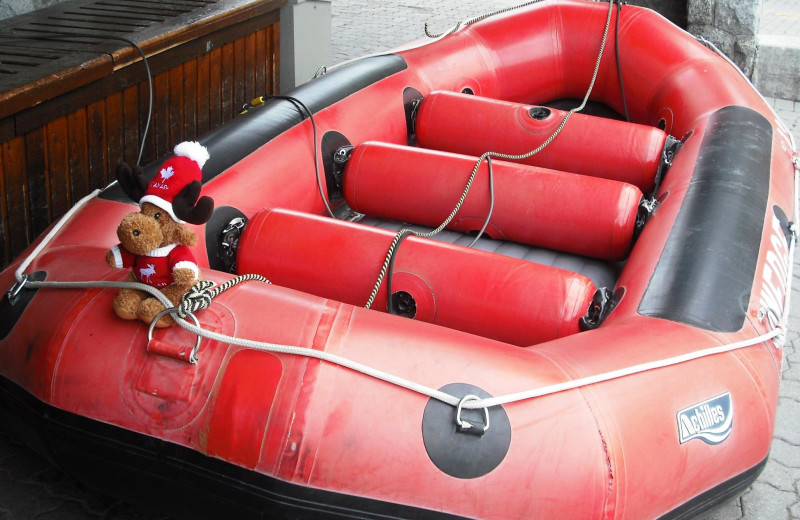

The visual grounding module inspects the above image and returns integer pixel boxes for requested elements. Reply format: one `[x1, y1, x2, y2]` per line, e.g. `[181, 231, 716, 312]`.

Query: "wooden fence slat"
[138, 81, 155, 166]
[153, 71, 170, 159]
[196, 51, 210, 136]
[183, 58, 198, 142]
[168, 64, 184, 147]
[86, 99, 109, 188]
[220, 41, 234, 124]
[24, 128, 49, 238]
[269, 23, 279, 94]
[68, 109, 90, 204]
[233, 37, 246, 116]
[254, 27, 266, 98]
[244, 31, 256, 104]
[122, 85, 140, 166]
[104, 91, 125, 179]
[2, 138, 30, 259]
[46, 118, 71, 218]
[208, 46, 222, 129]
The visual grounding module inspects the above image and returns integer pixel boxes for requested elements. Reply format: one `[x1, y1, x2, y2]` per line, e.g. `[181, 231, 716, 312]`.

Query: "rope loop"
[177, 274, 271, 319]
[177, 280, 217, 318]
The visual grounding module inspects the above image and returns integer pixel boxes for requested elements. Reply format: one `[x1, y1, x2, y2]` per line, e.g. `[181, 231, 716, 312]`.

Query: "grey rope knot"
[177, 274, 271, 319]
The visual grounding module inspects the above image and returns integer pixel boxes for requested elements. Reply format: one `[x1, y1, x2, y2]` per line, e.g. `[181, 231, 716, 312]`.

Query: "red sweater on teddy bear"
[110, 243, 199, 289]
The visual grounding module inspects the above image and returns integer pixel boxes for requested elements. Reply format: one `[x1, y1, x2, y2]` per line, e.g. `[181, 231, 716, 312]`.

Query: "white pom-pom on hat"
[173, 141, 210, 169]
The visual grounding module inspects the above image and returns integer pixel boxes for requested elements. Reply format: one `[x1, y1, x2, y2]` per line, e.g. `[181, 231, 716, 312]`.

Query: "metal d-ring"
[148, 307, 202, 364]
[455, 394, 490, 435]
[6, 274, 29, 304]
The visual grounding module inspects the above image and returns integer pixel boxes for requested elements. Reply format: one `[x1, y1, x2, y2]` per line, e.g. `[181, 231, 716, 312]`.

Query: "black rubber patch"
[100, 55, 408, 203]
[639, 106, 772, 332]
[422, 383, 511, 479]
[0, 271, 46, 341]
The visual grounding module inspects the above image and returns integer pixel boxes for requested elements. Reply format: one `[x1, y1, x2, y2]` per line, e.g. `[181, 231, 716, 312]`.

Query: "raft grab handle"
[147, 309, 202, 364]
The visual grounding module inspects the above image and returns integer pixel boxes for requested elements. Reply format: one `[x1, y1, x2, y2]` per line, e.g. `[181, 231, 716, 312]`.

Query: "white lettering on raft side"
[758, 212, 791, 326]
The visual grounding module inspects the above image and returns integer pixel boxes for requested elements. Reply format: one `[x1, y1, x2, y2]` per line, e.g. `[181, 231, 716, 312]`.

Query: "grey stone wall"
[688, 0, 762, 78]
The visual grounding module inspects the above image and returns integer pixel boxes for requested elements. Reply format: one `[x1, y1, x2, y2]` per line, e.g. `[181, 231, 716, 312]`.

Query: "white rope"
[14, 189, 101, 283]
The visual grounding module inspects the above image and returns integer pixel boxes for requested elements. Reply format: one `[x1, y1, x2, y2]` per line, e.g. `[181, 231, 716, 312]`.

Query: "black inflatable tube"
[639, 106, 773, 332]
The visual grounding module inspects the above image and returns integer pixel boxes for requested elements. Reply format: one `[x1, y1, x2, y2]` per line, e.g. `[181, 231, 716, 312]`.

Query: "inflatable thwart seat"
[415, 90, 671, 193]
[236, 91, 675, 346]
[237, 208, 599, 346]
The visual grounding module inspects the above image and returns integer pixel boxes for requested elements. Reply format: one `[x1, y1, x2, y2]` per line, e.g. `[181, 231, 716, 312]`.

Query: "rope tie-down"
[175, 274, 271, 319]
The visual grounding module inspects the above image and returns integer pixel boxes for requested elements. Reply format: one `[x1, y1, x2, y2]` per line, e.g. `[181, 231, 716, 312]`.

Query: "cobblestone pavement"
[1, 1, 800, 519]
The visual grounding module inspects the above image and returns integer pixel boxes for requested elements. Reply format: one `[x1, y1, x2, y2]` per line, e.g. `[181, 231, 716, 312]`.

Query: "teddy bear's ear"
[173, 180, 215, 225]
[116, 162, 148, 202]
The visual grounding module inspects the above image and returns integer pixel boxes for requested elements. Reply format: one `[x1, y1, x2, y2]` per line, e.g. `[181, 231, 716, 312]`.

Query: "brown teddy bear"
[106, 142, 214, 328]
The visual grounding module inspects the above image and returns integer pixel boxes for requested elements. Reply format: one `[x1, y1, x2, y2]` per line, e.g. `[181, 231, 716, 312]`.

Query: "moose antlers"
[172, 181, 214, 225]
[116, 141, 215, 226]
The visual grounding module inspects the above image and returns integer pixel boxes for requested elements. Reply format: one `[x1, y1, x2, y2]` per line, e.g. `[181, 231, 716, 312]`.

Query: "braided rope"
[177, 274, 271, 318]
[365, 0, 615, 309]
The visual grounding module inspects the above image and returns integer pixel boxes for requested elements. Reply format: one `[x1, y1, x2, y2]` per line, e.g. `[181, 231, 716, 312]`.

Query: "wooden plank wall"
[0, 21, 279, 268]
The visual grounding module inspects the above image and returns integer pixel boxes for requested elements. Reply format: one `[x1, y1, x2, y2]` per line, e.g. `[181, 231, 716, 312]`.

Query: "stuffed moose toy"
[106, 141, 214, 328]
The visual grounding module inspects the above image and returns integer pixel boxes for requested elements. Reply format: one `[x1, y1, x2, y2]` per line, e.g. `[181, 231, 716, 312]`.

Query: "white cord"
[14, 189, 101, 284]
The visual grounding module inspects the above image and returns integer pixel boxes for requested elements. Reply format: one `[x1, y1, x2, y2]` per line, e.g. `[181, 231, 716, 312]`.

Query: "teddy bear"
[106, 141, 214, 328]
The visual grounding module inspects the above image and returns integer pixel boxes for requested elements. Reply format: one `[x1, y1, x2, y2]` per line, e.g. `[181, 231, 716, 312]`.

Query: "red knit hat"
[139, 141, 209, 223]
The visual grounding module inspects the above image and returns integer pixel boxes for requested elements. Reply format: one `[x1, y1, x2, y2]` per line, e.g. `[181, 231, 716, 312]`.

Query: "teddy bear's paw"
[137, 298, 175, 328]
[113, 291, 142, 321]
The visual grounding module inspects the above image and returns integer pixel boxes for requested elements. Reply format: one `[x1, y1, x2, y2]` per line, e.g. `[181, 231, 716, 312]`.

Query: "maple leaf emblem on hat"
[159, 166, 174, 180]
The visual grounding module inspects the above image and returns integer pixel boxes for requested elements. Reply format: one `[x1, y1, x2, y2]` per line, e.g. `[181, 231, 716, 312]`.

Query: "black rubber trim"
[100, 54, 409, 203]
[639, 106, 772, 332]
[0, 375, 467, 520]
[658, 457, 767, 520]
[0, 271, 46, 341]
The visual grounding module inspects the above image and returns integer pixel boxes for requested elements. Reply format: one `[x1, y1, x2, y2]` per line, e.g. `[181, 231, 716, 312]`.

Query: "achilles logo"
[677, 393, 733, 445]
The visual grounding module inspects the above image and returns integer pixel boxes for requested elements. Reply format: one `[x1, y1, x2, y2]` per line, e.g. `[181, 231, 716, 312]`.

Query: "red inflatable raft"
[1, 1, 798, 519]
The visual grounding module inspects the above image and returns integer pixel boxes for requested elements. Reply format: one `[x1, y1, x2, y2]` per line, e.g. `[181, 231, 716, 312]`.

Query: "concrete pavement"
[2, 1, 800, 518]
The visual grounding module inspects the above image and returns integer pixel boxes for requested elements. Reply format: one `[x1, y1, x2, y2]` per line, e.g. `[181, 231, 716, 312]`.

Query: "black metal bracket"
[579, 287, 619, 331]
[331, 145, 354, 197]
[651, 135, 684, 198]
[635, 196, 658, 237]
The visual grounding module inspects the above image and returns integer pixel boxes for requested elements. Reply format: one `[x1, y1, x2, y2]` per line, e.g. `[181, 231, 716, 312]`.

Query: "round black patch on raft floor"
[422, 383, 511, 479]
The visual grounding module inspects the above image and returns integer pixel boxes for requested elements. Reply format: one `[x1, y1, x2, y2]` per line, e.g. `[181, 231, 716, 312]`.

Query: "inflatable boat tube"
[344, 141, 643, 260]
[415, 90, 669, 192]
[237, 208, 596, 346]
